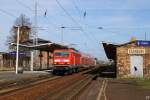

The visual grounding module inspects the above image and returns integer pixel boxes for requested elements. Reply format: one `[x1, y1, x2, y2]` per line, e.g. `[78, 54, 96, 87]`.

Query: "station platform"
[0, 71, 52, 85]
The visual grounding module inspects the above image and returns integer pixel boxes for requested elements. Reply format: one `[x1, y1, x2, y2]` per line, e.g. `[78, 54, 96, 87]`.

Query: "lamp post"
[15, 26, 20, 74]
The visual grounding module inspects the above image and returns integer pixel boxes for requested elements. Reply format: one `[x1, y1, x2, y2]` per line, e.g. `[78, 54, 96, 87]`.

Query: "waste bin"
[18, 67, 23, 74]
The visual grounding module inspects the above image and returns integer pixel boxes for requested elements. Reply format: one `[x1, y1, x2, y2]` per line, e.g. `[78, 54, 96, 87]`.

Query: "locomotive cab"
[53, 51, 70, 65]
[52, 49, 81, 75]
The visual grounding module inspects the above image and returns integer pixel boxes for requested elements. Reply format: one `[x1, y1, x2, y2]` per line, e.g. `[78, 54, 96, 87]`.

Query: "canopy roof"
[102, 41, 136, 61]
[11, 38, 68, 52]
[102, 42, 117, 61]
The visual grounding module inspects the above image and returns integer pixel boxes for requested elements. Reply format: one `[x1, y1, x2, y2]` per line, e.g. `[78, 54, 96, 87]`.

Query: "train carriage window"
[54, 52, 69, 57]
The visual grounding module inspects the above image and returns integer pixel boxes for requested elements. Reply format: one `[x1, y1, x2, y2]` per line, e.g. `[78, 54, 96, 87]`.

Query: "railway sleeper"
[41, 75, 92, 100]
[53, 67, 79, 75]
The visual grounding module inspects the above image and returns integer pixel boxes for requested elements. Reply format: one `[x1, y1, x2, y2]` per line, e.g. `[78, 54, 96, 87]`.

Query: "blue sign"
[8, 51, 29, 56]
[136, 40, 150, 46]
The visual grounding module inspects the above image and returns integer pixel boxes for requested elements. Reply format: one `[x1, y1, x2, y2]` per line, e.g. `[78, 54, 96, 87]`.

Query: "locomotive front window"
[54, 52, 69, 57]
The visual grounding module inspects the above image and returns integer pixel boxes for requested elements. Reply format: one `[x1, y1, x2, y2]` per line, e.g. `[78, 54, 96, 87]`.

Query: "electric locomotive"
[52, 48, 95, 75]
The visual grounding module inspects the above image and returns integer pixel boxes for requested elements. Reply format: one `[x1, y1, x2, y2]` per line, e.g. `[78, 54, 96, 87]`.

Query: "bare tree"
[7, 14, 32, 49]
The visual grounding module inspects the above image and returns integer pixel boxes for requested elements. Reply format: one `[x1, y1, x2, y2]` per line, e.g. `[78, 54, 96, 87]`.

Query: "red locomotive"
[52, 48, 95, 75]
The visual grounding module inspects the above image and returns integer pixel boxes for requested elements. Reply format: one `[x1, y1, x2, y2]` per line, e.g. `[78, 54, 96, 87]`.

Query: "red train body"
[52, 48, 95, 75]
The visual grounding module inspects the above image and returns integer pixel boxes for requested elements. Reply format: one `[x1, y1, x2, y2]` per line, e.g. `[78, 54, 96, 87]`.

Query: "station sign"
[128, 49, 145, 55]
[136, 40, 150, 46]
[8, 51, 30, 56]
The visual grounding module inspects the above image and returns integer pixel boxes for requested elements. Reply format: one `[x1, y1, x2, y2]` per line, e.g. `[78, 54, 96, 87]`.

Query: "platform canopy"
[102, 41, 137, 61]
[102, 42, 118, 61]
[11, 38, 68, 52]
[30, 43, 68, 52]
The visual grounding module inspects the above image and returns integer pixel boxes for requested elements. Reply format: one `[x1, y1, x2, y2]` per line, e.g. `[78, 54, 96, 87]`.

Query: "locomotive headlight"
[63, 59, 69, 62]
[54, 59, 60, 62]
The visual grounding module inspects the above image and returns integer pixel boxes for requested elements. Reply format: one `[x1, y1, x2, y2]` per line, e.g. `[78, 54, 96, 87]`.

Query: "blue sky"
[0, 0, 150, 60]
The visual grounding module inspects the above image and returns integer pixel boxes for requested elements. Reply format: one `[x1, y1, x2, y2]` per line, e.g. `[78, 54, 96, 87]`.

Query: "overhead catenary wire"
[15, 0, 33, 11]
[71, 0, 100, 42]
[72, 0, 87, 20]
[36, 2, 60, 29]
[54, 0, 98, 53]
[70, 0, 102, 53]
[36, 3, 63, 31]
[55, 0, 89, 41]
[17, 0, 96, 47]
[14, 0, 84, 35]
[72, 0, 82, 17]
[55, 0, 81, 26]
[44, 16, 59, 29]
[55, 0, 96, 42]
[15, 0, 60, 32]
[38, 0, 87, 34]
[0, 9, 17, 18]
[14, 0, 97, 52]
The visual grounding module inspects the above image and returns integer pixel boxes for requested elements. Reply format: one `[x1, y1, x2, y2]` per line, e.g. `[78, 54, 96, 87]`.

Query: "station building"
[2, 38, 68, 71]
[103, 40, 150, 78]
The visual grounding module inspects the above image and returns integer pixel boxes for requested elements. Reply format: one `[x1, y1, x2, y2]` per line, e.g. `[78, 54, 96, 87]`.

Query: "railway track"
[0, 68, 98, 100]
[0, 75, 61, 95]
[39, 74, 93, 100]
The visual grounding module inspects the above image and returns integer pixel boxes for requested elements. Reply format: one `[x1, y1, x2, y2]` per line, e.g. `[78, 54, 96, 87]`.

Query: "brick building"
[103, 40, 150, 78]
[10, 38, 68, 71]
[0, 51, 30, 70]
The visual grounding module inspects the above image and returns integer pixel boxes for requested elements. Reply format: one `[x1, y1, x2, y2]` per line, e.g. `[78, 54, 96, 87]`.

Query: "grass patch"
[0, 67, 15, 71]
[104, 77, 150, 90]
[134, 78, 150, 89]
[104, 77, 116, 80]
